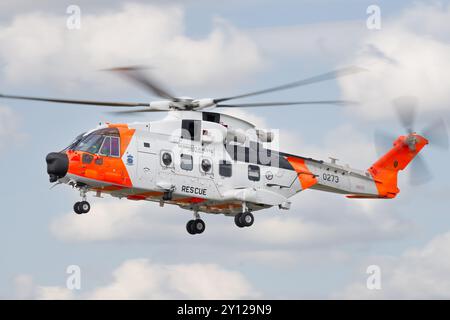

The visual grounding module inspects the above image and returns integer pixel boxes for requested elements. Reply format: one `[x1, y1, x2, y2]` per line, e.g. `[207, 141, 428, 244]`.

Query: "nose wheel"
[74, 201, 90, 214]
[73, 186, 91, 214]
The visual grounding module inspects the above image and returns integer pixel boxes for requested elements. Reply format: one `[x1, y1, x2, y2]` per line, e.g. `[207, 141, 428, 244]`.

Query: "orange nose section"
[65, 149, 133, 187]
[66, 149, 82, 175]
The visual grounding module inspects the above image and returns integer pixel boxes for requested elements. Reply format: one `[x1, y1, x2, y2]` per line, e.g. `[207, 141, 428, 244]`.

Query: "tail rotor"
[374, 96, 448, 185]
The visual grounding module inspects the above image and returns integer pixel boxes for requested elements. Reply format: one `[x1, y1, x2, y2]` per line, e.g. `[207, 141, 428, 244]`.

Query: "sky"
[1, 0, 450, 299]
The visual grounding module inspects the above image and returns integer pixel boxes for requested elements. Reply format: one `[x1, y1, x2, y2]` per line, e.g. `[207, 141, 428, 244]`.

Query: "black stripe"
[223, 144, 297, 170]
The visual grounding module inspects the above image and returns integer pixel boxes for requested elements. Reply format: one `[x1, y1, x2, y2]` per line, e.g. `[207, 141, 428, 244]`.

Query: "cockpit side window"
[99, 137, 111, 156]
[99, 136, 120, 157]
[110, 137, 120, 157]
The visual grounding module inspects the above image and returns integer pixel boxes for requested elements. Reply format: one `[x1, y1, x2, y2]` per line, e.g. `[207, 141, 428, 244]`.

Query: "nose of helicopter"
[46, 152, 69, 182]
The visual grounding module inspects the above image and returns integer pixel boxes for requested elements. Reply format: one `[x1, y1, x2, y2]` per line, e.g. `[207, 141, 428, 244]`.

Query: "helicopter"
[1, 66, 447, 235]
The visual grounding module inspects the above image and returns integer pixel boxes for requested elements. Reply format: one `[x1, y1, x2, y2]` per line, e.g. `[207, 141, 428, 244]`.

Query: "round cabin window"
[201, 159, 212, 172]
[162, 152, 172, 166]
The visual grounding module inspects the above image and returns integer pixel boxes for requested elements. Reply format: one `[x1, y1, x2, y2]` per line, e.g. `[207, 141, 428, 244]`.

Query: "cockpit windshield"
[64, 132, 86, 151]
[77, 134, 105, 154]
[67, 128, 120, 157]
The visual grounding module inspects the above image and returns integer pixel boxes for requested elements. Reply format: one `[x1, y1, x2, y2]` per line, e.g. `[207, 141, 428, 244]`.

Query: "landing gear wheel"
[193, 219, 205, 234]
[79, 201, 90, 214]
[234, 213, 245, 228]
[235, 212, 254, 228]
[186, 219, 206, 235]
[241, 212, 254, 227]
[186, 220, 196, 235]
[73, 202, 82, 215]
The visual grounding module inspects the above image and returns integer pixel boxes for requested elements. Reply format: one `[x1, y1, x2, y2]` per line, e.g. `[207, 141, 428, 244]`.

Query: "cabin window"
[161, 151, 173, 167]
[181, 120, 201, 141]
[202, 112, 220, 123]
[248, 165, 260, 181]
[180, 154, 193, 171]
[143, 142, 150, 148]
[219, 161, 232, 177]
[201, 158, 212, 173]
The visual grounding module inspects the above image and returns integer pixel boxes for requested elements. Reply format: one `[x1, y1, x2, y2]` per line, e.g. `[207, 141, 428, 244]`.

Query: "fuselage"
[46, 110, 427, 216]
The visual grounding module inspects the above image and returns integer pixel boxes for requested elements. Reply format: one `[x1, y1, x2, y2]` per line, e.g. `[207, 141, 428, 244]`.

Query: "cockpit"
[66, 128, 121, 157]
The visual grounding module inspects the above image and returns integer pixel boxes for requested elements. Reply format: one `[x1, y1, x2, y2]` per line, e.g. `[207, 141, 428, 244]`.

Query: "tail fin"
[368, 133, 428, 198]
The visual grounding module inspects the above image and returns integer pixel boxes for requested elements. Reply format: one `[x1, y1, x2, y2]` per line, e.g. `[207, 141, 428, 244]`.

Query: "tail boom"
[283, 134, 427, 200]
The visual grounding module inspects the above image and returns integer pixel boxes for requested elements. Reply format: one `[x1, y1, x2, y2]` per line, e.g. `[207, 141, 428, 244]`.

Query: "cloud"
[89, 259, 258, 299]
[338, 2, 450, 120]
[336, 231, 450, 299]
[250, 20, 366, 64]
[0, 105, 24, 153]
[248, 192, 414, 250]
[13, 274, 34, 299]
[36, 286, 75, 300]
[0, 3, 264, 94]
[50, 200, 186, 242]
[248, 2, 450, 121]
[13, 274, 75, 300]
[15, 259, 258, 300]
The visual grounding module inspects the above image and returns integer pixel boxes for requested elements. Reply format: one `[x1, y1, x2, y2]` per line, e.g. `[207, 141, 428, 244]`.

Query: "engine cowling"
[226, 128, 247, 144]
[192, 98, 215, 110]
[256, 129, 274, 143]
[148, 100, 174, 111]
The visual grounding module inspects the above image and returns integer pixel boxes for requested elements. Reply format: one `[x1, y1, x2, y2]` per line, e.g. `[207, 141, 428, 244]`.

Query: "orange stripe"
[286, 156, 318, 190]
[92, 185, 124, 192]
[202, 202, 241, 210]
[175, 197, 206, 204]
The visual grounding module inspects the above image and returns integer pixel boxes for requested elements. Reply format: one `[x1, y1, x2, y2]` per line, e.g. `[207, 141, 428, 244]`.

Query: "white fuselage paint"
[84, 111, 380, 215]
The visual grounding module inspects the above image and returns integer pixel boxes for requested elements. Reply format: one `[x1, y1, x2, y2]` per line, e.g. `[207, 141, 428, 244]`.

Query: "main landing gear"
[186, 211, 205, 235]
[235, 202, 254, 228]
[73, 187, 91, 215]
[234, 211, 254, 228]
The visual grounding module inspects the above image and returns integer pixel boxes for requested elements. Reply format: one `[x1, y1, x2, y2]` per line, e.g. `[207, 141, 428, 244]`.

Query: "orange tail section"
[368, 134, 428, 198]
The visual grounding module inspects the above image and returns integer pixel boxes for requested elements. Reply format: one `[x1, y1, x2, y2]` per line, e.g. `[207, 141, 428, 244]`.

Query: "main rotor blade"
[104, 66, 177, 101]
[216, 100, 358, 108]
[374, 130, 396, 156]
[0, 93, 150, 107]
[393, 96, 418, 134]
[409, 154, 433, 185]
[422, 118, 449, 150]
[107, 109, 165, 115]
[214, 66, 366, 103]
